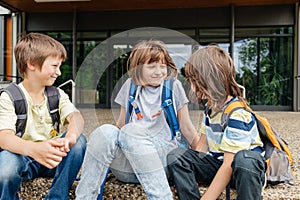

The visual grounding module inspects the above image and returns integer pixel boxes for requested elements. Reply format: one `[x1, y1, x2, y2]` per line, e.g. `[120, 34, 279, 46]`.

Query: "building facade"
[0, 0, 299, 111]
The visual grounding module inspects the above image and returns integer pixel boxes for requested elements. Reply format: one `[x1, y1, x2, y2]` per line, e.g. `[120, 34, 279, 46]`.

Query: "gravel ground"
[19, 108, 300, 200]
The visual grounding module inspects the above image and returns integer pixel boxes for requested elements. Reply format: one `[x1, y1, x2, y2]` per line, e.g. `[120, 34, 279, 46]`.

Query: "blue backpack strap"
[125, 81, 137, 124]
[161, 78, 188, 148]
[0, 83, 27, 137]
[161, 78, 178, 140]
[45, 86, 60, 134]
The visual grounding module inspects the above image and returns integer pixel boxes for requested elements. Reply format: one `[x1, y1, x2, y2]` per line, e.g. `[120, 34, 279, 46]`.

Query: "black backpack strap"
[45, 86, 60, 133]
[0, 83, 27, 137]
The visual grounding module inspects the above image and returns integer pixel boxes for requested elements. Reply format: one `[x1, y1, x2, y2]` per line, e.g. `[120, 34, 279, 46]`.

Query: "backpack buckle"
[175, 131, 181, 140]
[175, 131, 189, 148]
[162, 99, 172, 108]
[129, 95, 135, 103]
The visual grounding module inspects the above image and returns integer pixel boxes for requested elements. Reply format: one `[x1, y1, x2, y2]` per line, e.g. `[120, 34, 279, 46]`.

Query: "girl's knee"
[88, 124, 119, 146]
[84, 124, 120, 158]
[90, 124, 119, 140]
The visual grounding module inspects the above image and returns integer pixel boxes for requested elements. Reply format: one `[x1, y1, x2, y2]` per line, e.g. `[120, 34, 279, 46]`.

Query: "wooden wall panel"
[5, 16, 12, 81]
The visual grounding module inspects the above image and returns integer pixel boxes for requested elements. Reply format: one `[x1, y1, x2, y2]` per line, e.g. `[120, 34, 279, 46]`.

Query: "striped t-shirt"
[200, 97, 264, 160]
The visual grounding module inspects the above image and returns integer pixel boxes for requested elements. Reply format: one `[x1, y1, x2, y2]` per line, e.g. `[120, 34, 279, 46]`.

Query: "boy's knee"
[0, 167, 18, 184]
[0, 152, 23, 183]
[233, 150, 265, 173]
[167, 148, 186, 167]
[71, 134, 87, 155]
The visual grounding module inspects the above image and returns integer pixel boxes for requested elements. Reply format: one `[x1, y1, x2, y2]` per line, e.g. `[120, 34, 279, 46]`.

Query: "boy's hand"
[28, 140, 67, 169]
[54, 134, 77, 153]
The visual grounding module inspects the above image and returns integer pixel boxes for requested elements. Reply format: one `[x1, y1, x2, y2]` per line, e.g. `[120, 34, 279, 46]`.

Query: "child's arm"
[195, 133, 209, 153]
[177, 104, 207, 151]
[116, 107, 126, 128]
[0, 130, 67, 169]
[201, 151, 234, 200]
[59, 111, 84, 152]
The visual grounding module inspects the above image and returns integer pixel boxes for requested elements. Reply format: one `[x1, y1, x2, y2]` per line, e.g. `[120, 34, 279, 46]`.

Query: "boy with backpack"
[168, 45, 293, 200]
[0, 32, 86, 200]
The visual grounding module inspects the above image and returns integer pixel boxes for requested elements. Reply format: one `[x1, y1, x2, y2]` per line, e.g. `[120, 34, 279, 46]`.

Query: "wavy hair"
[185, 45, 243, 111]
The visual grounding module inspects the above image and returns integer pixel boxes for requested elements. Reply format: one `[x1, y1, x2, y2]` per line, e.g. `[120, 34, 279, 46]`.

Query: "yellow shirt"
[0, 83, 79, 141]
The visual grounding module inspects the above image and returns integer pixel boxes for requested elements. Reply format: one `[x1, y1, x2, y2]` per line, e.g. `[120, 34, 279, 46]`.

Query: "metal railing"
[237, 83, 246, 98]
[0, 75, 76, 103]
[58, 79, 76, 103]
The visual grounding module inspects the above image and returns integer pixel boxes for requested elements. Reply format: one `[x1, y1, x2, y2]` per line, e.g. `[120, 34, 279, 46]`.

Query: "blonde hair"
[127, 40, 178, 85]
[185, 45, 243, 111]
[14, 32, 67, 78]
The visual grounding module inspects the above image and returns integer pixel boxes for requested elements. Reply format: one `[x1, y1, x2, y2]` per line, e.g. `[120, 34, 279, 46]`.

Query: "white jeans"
[75, 123, 176, 200]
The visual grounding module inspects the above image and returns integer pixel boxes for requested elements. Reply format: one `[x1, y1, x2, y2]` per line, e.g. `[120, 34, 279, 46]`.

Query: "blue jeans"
[167, 148, 266, 200]
[75, 123, 176, 200]
[0, 133, 86, 200]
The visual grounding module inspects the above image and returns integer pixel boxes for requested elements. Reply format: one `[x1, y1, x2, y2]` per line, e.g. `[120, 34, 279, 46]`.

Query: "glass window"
[167, 44, 193, 69]
[76, 39, 106, 105]
[44, 26, 294, 108]
[234, 26, 293, 106]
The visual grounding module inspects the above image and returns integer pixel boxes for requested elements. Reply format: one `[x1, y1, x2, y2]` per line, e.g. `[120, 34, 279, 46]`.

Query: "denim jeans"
[167, 148, 266, 200]
[75, 123, 176, 200]
[0, 133, 86, 200]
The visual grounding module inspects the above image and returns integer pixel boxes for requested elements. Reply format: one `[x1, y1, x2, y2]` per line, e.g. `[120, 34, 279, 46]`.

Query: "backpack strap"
[220, 99, 275, 158]
[125, 81, 138, 124]
[125, 78, 179, 138]
[161, 78, 188, 148]
[161, 77, 179, 140]
[45, 86, 60, 133]
[125, 78, 187, 147]
[221, 100, 248, 131]
[0, 83, 27, 137]
[0, 83, 60, 138]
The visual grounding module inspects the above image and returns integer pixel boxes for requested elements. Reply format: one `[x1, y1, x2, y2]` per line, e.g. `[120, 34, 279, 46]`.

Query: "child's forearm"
[190, 133, 208, 152]
[116, 107, 126, 128]
[0, 130, 34, 155]
[66, 111, 84, 139]
[201, 152, 234, 199]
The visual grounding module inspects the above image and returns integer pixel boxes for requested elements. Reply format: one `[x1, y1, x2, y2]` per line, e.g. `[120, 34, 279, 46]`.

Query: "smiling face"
[14, 33, 66, 79]
[128, 40, 178, 86]
[142, 61, 167, 86]
[38, 56, 62, 86]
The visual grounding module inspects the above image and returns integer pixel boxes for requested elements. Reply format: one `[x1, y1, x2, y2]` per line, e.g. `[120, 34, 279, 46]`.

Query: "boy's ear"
[26, 61, 36, 71]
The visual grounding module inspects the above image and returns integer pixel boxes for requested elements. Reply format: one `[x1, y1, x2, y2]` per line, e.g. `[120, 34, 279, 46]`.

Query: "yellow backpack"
[222, 100, 293, 185]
